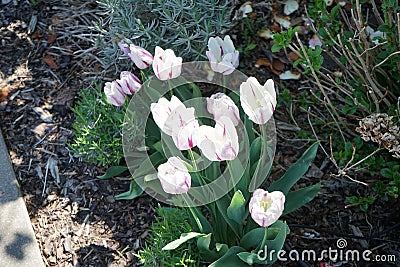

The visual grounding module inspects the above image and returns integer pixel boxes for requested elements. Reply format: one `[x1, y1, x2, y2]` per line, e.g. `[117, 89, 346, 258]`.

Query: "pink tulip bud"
[104, 81, 126, 106]
[152, 46, 182, 80]
[118, 41, 130, 55]
[117, 71, 142, 95]
[157, 157, 191, 194]
[128, 44, 154, 69]
[249, 189, 285, 227]
[240, 77, 276, 125]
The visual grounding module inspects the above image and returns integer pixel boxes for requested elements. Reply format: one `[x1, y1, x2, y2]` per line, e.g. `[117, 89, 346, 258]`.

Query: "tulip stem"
[259, 227, 269, 251]
[168, 79, 174, 97]
[183, 194, 203, 233]
[227, 161, 237, 193]
[188, 149, 198, 171]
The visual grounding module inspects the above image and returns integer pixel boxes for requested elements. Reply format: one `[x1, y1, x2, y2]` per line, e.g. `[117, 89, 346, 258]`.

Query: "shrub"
[69, 83, 125, 166]
[136, 206, 203, 267]
[94, 0, 233, 74]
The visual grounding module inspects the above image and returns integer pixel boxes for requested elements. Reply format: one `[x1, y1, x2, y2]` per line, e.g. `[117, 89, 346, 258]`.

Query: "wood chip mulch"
[1, 1, 155, 266]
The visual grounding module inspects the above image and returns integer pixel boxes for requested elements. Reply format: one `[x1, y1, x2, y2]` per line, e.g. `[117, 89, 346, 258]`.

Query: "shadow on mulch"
[0, 1, 156, 266]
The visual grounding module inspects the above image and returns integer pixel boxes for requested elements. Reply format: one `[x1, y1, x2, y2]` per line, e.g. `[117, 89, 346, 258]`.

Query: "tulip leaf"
[152, 141, 164, 156]
[239, 221, 288, 249]
[244, 115, 256, 143]
[190, 83, 202, 98]
[236, 252, 259, 265]
[227, 190, 246, 225]
[249, 137, 262, 166]
[239, 222, 288, 265]
[161, 133, 184, 159]
[162, 232, 205, 250]
[268, 142, 319, 195]
[115, 179, 144, 200]
[129, 152, 163, 180]
[248, 142, 274, 192]
[215, 195, 242, 237]
[146, 116, 161, 142]
[228, 157, 247, 196]
[208, 246, 248, 267]
[97, 166, 128, 179]
[146, 80, 164, 102]
[283, 182, 321, 215]
[197, 234, 227, 261]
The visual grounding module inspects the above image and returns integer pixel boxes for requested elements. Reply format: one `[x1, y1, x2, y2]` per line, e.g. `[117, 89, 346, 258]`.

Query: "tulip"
[104, 81, 126, 106]
[118, 41, 131, 55]
[196, 116, 239, 161]
[117, 71, 142, 95]
[249, 189, 285, 227]
[150, 96, 199, 150]
[206, 35, 239, 75]
[207, 93, 240, 126]
[152, 46, 183, 80]
[240, 77, 277, 124]
[128, 44, 154, 69]
[171, 118, 199, 150]
[157, 157, 191, 194]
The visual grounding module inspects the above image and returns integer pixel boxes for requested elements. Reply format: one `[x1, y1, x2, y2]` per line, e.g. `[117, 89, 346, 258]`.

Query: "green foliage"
[271, 27, 299, 52]
[332, 136, 400, 204]
[278, 88, 293, 108]
[236, 18, 258, 55]
[346, 196, 375, 211]
[136, 206, 203, 267]
[69, 83, 125, 166]
[95, 0, 233, 72]
[294, 45, 324, 74]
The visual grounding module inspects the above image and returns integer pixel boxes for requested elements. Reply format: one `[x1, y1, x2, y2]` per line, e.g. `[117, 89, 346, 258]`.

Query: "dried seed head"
[356, 113, 399, 158]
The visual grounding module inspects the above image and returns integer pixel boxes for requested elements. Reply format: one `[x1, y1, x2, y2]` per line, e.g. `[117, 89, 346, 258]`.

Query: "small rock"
[64, 236, 72, 253]
[1, 0, 12, 5]
[32, 106, 53, 122]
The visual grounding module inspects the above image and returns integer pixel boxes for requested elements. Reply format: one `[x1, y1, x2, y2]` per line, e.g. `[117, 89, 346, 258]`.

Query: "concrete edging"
[0, 131, 44, 267]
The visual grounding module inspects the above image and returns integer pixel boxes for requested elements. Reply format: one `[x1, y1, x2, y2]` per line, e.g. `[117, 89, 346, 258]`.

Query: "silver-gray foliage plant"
[95, 0, 233, 74]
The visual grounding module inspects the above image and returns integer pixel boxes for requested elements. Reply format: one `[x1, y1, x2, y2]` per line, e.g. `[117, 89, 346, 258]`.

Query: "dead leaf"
[47, 157, 60, 184]
[274, 15, 291, 29]
[47, 31, 57, 44]
[0, 88, 9, 102]
[271, 2, 280, 16]
[31, 32, 43, 39]
[284, 0, 299, 15]
[288, 51, 301, 61]
[332, 71, 343, 78]
[269, 22, 281, 33]
[258, 29, 274, 40]
[33, 106, 53, 122]
[51, 15, 62, 25]
[255, 58, 272, 68]
[279, 70, 301, 80]
[238, 2, 253, 19]
[255, 58, 282, 76]
[42, 55, 59, 70]
[272, 59, 285, 71]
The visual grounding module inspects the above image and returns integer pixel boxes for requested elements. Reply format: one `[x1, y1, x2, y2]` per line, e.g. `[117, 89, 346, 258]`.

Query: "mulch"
[0, 0, 399, 267]
[1, 1, 155, 266]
